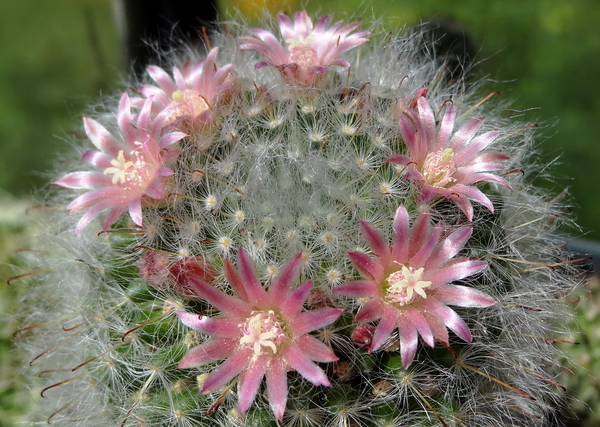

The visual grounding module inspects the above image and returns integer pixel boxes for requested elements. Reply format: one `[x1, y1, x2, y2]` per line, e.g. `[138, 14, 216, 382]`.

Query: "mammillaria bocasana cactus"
[14, 11, 585, 427]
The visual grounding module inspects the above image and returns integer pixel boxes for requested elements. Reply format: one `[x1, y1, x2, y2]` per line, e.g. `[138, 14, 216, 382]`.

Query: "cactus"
[14, 11, 585, 427]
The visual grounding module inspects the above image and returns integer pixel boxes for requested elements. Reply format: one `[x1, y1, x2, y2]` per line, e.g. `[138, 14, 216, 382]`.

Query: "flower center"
[286, 35, 317, 67]
[103, 149, 151, 190]
[239, 310, 286, 356]
[422, 148, 457, 188]
[170, 89, 210, 119]
[386, 265, 431, 306]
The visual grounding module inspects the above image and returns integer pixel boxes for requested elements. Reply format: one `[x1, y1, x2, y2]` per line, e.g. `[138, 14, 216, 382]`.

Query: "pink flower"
[334, 205, 496, 369]
[387, 96, 511, 221]
[239, 11, 369, 85]
[53, 93, 186, 234]
[138, 47, 235, 127]
[176, 248, 343, 420]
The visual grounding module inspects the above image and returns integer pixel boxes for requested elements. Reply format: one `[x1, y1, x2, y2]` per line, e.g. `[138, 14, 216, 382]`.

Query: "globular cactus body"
[15, 11, 583, 427]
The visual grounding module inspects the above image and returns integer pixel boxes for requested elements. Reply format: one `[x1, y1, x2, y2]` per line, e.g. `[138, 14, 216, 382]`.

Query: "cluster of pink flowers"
[53, 94, 186, 233]
[52, 11, 512, 421]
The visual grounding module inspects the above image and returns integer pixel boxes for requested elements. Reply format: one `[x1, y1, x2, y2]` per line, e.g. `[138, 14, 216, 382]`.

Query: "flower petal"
[266, 360, 288, 421]
[334, 280, 378, 298]
[178, 338, 237, 368]
[419, 298, 472, 343]
[294, 307, 343, 336]
[202, 347, 253, 392]
[397, 314, 419, 369]
[296, 334, 338, 362]
[83, 117, 121, 157]
[188, 277, 249, 317]
[269, 252, 303, 303]
[370, 308, 397, 352]
[426, 227, 473, 270]
[432, 284, 496, 308]
[409, 222, 442, 268]
[360, 221, 391, 263]
[355, 299, 383, 323]
[53, 172, 111, 189]
[392, 205, 410, 262]
[405, 307, 434, 348]
[280, 280, 312, 317]
[426, 259, 488, 284]
[176, 312, 240, 337]
[348, 251, 384, 282]
[238, 356, 269, 414]
[284, 342, 331, 387]
[237, 248, 269, 303]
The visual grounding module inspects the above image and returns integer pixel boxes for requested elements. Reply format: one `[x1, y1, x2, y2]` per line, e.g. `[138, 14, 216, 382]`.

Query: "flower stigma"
[386, 265, 431, 306]
[239, 310, 286, 356]
[104, 150, 135, 185]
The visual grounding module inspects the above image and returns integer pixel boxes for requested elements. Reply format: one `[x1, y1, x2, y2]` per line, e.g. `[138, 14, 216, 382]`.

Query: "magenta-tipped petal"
[370, 309, 397, 352]
[392, 205, 410, 261]
[294, 307, 343, 336]
[53, 172, 111, 189]
[223, 258, 248, 301]
[297, 335, 338, 362]
[405, 307, 434, 348]
[360, 221, 391, 262]
[83, 117, 121, 157]
[188, 277, 249, 317]
[269, 252, 303, 302]
[355, 299, 383, 323]
[280, 281, 313, 317]
[177, 338, 237, 369]
[176, 312, 240, 337]
[426, 227, 473, 269]
[433, 285, 497, 308]
[427, 259, 488, 284]
[349, 251, 384, 282]
[334, 280, 378, 298]
[266, 361, 288, 421]
[237, 248, 269, 302]
[284, 343, 331, 387]
[421, 299, 472, 343]
[202, 347, 253, 392]
[128, 197, 143, 227]
[398, 316, 419, 369]
[238, 357, 268, 414]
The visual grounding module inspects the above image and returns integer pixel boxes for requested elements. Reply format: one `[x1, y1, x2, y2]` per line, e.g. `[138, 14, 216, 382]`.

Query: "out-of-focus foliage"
[0, 194, 31, 426]
[0, 0, 121, 196]
[560, 277, 600, 427]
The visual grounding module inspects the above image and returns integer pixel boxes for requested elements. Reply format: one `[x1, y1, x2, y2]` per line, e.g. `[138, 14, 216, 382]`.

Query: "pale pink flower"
[334, 205, 496, 369]
[388, 96, 511, 220]
[53, 93, 186, 233]
[138, 47, 235, 126]
[176, 248, 343, 420]
[239, 11, 369, 84]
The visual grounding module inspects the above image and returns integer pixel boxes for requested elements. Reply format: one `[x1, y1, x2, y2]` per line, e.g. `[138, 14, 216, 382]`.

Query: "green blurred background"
[1, 0, 599, 425]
